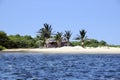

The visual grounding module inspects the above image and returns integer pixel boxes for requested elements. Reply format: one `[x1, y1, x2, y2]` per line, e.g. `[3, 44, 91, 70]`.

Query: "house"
[46, 38, 67, 48]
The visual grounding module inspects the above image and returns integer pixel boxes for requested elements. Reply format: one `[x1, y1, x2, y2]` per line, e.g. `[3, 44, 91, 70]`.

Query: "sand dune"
[2, 46, 120, 54]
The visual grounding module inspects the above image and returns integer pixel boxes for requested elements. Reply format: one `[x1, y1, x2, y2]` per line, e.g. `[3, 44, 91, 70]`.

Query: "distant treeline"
[0, 23, 119, 50]
[0, 31, 39, 50]
[0, 30, 107, 50]
[71, 39, 107, 47]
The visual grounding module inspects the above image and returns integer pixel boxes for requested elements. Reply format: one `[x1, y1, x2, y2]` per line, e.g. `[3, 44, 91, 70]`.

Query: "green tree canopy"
[0, 31, 10, 48]
[55, 32, 63, 47]
[37, 23, 53, 47]
[64, 30, 72, 46]
[76, 29, 87, 48]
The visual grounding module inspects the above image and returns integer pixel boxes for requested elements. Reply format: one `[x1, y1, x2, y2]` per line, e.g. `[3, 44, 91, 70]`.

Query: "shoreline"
[2, 46, 120, 54]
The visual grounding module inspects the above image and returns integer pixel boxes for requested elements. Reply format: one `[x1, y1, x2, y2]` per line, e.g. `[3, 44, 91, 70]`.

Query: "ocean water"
[0, 52, 120, 80]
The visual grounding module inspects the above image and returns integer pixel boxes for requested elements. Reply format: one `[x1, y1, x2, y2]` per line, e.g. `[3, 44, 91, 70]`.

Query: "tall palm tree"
[76, 29, 87, 48]
[64, 30, 72, 46]
[54, 32, 63, 47]
[37, 23, 53, 48]
[43, 23, 52, 38]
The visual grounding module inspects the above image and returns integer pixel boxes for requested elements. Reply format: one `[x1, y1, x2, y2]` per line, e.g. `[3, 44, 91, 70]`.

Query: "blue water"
[0, 52, 120, 80]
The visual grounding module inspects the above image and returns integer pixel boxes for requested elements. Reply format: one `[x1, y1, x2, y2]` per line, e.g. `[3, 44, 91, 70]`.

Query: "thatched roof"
[46, 38, 67, 43]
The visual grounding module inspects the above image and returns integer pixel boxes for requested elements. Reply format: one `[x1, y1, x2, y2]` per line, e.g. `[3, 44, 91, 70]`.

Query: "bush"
[70, 41, 80, 46]
[99, 40, 107, 46]
[84, 39, 99, 47]
[0, 45, 6, 50]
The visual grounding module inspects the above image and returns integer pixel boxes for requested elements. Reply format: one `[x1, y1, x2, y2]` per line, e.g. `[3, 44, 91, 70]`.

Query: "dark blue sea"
[0, 52, 120, 80]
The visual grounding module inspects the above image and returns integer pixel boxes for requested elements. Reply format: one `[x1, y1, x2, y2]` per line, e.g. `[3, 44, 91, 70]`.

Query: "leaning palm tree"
[37, 23, 53, 48]
[76, 29, 87, 48]
[54, 32, 63, 47]
[37, 28, 46, 47]
[64, 30, 72, 46]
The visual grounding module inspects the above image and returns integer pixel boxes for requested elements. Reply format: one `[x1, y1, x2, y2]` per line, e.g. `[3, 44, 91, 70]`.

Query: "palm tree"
[76, 29, 87, 48]
[43, 23, 52, 38]
[64, 30, 72, 46]
[37, 28, 46, 47]
[54, 32, 63, 47]
[37, 23, 53, 48]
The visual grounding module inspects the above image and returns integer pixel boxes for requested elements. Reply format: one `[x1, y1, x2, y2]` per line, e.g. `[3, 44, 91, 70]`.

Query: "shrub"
[0, 45, 6, 50]
[84, 39, 99, 47]
[99, 40, 107, 46]
[70, 41, 80, 46]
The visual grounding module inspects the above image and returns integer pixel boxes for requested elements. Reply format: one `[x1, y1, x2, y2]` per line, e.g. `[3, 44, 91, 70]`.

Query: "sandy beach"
[2, 46, 120, 54]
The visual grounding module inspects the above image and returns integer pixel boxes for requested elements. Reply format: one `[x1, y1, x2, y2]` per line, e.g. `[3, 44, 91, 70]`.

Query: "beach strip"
[2, 46, 120, 54]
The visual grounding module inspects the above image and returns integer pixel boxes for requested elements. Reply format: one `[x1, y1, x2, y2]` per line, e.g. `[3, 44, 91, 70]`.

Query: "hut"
[46, 38, 67, 48]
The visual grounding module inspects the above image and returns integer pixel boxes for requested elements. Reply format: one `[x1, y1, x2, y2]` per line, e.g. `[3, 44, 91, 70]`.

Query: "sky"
[0, 0, 120, 45]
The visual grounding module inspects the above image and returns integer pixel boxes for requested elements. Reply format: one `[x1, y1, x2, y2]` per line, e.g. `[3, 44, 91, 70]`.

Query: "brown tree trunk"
[67, 41, 70, 46]
[81, 40, 84, 48]
[57, 41, 61, 47]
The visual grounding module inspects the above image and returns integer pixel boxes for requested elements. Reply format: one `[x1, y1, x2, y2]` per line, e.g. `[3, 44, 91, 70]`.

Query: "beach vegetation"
[0, 45, 6, 50]
[64, 30, 72, 46]
[8, 35, 36, 48]
[0, 31, 10, 48]
[0, 31, 38, 49]
[76, 29, 87, 48]
[108, 45, 120, 47]
[1, 23, 120, 49]
[84, 39, 99, 47]
[71, 39, 107, 47]
[54, 32, 63, 47]
[70, 41, 80, 46]
[99, 40, 107, 46]
[37, 23, 53, 47]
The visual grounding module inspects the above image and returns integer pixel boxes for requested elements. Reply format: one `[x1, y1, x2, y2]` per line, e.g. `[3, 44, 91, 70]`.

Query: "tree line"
[37, 23, 107, 48]
[0, 23, 108, 50]
[0, 31, 39, 50]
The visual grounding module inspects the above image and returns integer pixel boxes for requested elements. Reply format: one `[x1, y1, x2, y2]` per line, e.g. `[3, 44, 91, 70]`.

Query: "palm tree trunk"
[67, 41, 70, 46]
[57, 41, 61, 47]
[81, 39, 84, 48]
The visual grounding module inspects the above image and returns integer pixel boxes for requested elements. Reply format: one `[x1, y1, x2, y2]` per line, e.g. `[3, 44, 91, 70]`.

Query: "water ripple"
[0, 53, 120, 80]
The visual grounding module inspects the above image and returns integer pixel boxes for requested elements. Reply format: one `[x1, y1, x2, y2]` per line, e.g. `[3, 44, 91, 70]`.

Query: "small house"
[46, 38, 67, 48]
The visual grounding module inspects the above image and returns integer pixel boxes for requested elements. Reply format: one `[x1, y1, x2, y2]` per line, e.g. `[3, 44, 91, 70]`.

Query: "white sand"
[2, 46, 120, 54]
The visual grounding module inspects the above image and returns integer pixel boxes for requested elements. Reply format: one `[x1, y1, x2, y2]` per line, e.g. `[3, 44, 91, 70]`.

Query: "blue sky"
[0, 0, 120, 45]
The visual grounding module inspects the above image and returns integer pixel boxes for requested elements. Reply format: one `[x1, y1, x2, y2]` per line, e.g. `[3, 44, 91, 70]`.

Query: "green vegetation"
[0, 31, 39, 50]
[76, 29, 87, 48]
[37, 23, 53, 47]
[8, 34, 37, 48]
[0, 45, 6, 50]
[71, 39, 107, 47]
[64, 30, 72, 46]
[0, 23, 119, 50]
[70, 41, 80, 46]
[0, 31, 10, 48]
[36, 24, 109, 48]
[54, 32, 63, 47]
[108, 45, 120, 47]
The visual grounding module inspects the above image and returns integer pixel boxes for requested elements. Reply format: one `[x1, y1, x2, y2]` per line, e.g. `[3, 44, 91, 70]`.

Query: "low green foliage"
[8, 35, 38, 48]
[0, 31, 39, 49]
[71, 41, 81, 46]
[99, 40, 107, 47]
[0, 45, 6, 50]
[0, 31, 10, 48]
[0, 27, 119, 49]
[71, 39, 107, 47]
[84, 39, 99, 47]
[108, 45, 120, 47]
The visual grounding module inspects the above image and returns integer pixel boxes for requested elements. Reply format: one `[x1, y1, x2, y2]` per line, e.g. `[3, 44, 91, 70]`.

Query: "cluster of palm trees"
[37, 23, 87, 48]
[37, 23, 53, 47]
[76, 30, 87, 48]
